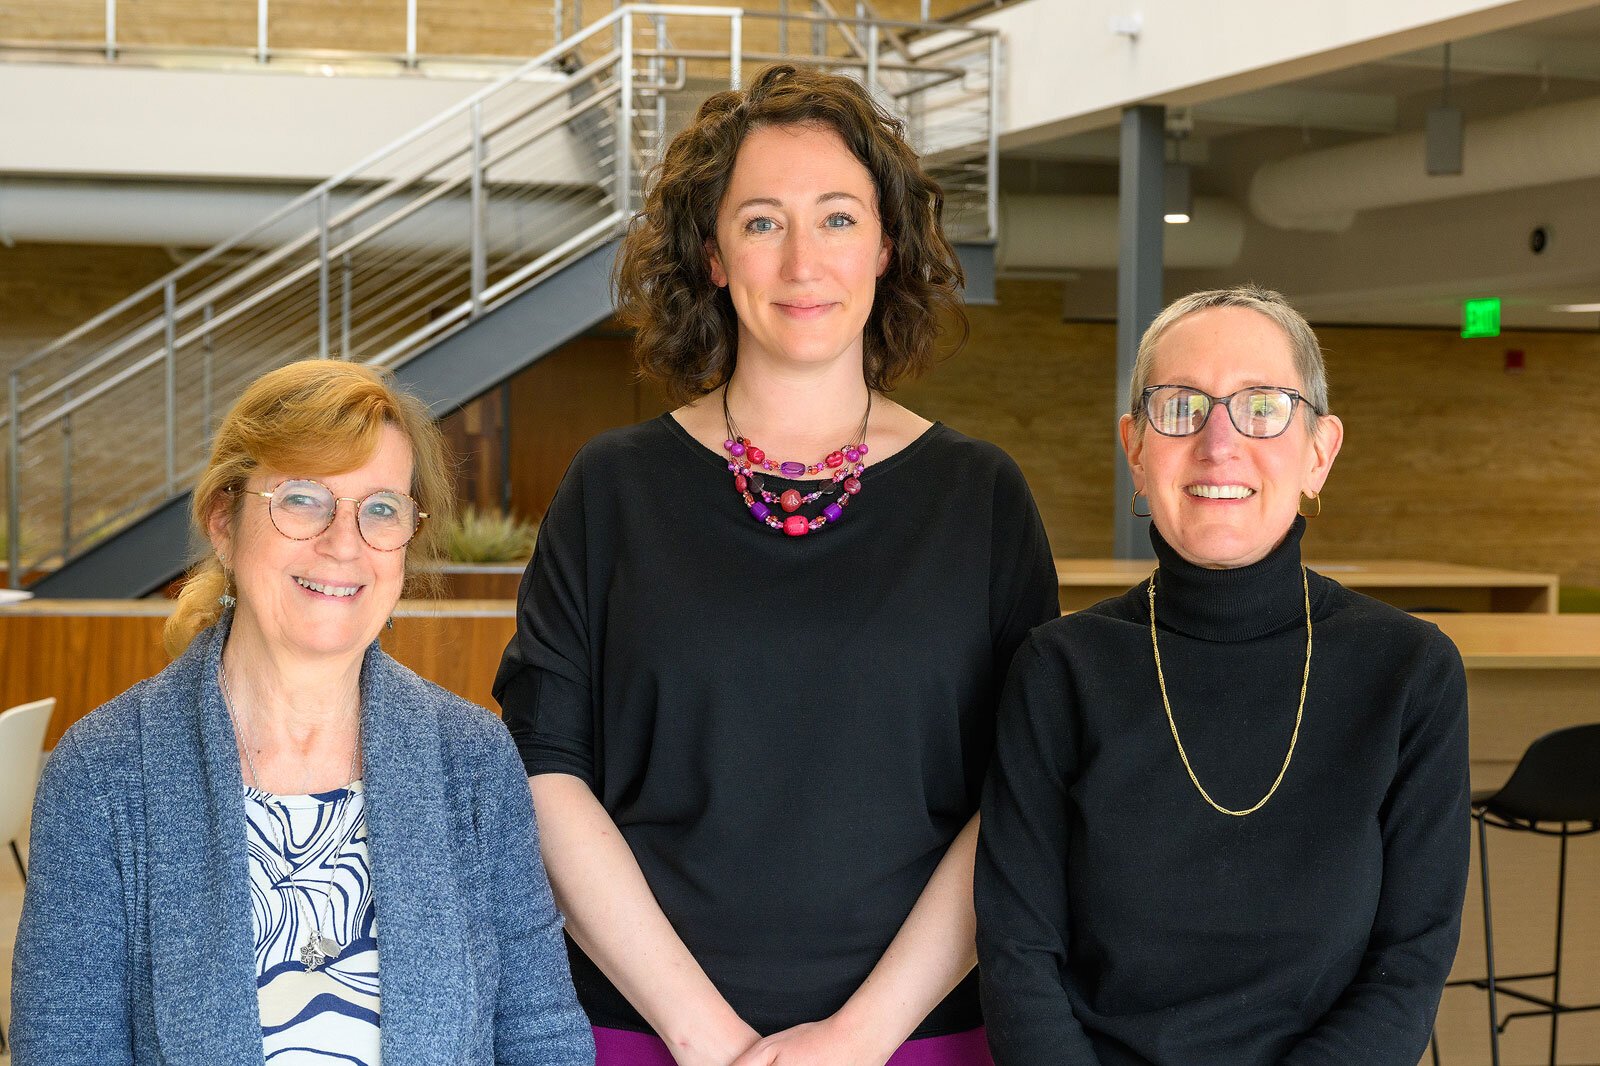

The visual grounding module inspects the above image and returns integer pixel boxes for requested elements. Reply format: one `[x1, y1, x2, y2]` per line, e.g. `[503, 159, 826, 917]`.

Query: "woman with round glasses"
[975, 286, 1470, 1065]
[12, 360, 593, 1065]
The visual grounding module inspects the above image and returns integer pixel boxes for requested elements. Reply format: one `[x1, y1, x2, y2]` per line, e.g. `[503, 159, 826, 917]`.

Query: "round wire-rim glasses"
[232, 478, 428, 552]
[1138, 385, 1321, 440]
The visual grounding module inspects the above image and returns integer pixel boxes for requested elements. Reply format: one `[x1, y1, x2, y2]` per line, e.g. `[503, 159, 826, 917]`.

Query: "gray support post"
[1114, 104, 1163, 560]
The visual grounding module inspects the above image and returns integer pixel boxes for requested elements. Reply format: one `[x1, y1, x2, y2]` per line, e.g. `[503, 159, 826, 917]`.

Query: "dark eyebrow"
[731, 192, 869, 213]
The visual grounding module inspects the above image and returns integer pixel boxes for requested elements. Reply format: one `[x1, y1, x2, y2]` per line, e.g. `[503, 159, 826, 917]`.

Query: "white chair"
[0, 697, 55, 882]
[0, 696, 52, 1054]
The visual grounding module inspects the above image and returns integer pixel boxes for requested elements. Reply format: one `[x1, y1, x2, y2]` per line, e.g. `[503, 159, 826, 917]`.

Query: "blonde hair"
[164, 360, 454, 658]
[1128, 285, 1330, 426]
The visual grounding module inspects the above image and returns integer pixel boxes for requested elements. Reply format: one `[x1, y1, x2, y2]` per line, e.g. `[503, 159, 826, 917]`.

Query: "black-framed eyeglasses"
[233, 479, 428, 552]
[1137, 385, 1320, 440]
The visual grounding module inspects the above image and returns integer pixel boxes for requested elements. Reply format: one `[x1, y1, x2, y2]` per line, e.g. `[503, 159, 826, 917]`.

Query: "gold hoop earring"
[1298, 492, 1322, 519]
[1130, 490, 1151, 518]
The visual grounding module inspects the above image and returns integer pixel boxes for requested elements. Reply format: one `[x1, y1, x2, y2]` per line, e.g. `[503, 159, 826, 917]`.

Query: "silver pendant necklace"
[220, 663, 362, 973]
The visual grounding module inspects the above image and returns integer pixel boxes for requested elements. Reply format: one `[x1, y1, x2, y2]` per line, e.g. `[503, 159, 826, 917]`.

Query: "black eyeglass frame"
[1136, 384, 1323, 440]
[229, 479, 429, 552]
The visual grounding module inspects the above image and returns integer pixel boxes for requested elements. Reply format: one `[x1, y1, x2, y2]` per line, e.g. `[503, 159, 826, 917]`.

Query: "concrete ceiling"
[1001, 3, 1600, 330]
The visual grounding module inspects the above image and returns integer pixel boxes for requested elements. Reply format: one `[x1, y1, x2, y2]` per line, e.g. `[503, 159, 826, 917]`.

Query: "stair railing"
[5, 3, 998, 588]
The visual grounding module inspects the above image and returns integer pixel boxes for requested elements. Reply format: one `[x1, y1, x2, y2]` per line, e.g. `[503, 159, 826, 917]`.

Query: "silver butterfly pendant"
[298, 933, 343, 972]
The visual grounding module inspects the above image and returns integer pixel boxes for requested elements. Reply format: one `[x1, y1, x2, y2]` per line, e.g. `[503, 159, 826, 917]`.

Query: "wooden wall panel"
[507, 331, 667, 521]
[897, 283, 1118, 558]
[0, 611, 170, 747]
[0, 244, 175, 368]
[439, 387, 511, 514]
[0, 604, 513, 746]
[1315, 325, 1600, 591]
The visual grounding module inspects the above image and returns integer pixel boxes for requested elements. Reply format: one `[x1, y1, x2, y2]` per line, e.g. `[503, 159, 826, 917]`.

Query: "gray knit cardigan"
[10, 622, 595, 1065]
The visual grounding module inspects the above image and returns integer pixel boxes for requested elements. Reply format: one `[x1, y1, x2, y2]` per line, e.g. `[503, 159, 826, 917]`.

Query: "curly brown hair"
[615, 64, 968, 404]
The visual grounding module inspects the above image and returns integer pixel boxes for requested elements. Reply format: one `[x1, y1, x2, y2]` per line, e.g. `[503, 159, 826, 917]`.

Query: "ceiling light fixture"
[1426, 43, 1464, 176]
[1549, 303, 1600, 313]
[1164, 131, 1192, 224]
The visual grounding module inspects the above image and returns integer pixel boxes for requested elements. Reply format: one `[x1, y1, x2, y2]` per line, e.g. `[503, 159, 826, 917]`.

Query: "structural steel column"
[1114, 103, 1164, 560]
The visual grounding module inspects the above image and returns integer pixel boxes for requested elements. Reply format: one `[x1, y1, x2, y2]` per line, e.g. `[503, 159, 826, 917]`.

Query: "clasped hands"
[681, 1012, 895, 1066]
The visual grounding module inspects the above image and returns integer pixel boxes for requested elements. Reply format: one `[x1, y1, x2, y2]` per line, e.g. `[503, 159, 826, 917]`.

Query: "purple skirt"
[593, 1025, 994, 1066]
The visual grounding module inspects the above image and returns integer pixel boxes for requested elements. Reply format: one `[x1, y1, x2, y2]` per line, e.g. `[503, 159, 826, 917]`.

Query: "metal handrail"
[0, 0, 554, 67]
[5, 3, 999, 586]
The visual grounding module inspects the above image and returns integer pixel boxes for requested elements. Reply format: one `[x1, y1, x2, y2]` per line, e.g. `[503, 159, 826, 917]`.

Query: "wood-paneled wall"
[0, 602, 516, 747]
[0, 243, 174, 369]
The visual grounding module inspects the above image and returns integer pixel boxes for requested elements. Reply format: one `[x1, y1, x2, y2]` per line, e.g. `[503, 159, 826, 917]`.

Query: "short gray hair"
[1127, 285, 1330, 426]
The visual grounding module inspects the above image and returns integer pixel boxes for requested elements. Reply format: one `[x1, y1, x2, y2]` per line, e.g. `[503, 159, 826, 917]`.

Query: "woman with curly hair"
[494, 65, 1058, 1066]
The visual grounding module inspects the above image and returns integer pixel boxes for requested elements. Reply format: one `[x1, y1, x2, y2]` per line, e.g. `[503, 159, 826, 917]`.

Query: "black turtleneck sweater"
[975, 518, 1470, 1066]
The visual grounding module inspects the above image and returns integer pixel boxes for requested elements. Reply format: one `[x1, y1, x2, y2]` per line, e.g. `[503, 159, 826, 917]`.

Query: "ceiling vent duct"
[1248, 92, 1600, 232]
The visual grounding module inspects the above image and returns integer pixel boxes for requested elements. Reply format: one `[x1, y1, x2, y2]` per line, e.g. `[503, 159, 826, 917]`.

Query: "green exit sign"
[1462, 298, 1501, 338]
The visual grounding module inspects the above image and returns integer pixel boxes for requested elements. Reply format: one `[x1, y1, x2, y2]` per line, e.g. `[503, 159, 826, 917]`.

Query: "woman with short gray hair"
[976, 286, 1469, 1065]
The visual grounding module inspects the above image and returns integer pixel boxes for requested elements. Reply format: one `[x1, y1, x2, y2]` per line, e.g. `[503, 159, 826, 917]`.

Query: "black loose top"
[495, 414, 1059, 1037]
[975, 518, 1470, 1066]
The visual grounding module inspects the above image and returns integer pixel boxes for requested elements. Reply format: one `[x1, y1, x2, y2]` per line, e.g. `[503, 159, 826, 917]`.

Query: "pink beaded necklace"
[722, 389, 870, 537]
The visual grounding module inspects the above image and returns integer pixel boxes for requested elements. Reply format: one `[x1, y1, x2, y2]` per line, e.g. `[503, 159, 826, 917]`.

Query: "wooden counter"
[1058, 558, 1560, 615]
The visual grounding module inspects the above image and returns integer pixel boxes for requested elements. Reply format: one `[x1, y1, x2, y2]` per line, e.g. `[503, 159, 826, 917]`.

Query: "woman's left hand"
[727, 1017, 890, 1066]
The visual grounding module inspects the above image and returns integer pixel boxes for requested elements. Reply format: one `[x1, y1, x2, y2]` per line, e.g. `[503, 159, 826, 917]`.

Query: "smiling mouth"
[1186, 485, 1255, 500]
[294, 576, 363, 598]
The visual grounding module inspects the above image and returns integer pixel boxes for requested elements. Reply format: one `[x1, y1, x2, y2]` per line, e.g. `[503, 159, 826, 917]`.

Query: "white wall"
[0, 64, 528, 181]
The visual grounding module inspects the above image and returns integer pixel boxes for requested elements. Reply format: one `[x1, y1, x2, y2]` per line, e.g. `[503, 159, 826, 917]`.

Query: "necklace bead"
[722, 388, 871, 537]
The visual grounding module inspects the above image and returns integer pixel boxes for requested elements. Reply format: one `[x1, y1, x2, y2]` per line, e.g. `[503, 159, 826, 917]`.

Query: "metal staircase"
[4, 2, 999, 596]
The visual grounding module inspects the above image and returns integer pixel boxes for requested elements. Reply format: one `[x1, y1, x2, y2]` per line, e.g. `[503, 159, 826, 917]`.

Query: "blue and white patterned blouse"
[244, 782, 381, 1065]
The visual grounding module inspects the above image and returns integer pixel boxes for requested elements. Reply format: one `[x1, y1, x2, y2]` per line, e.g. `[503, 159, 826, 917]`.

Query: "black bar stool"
[1432, 723, 1600, 1065]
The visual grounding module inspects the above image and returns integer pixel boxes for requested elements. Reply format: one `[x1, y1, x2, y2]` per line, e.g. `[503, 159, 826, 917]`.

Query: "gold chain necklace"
[1147, 566, 1311, 817]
